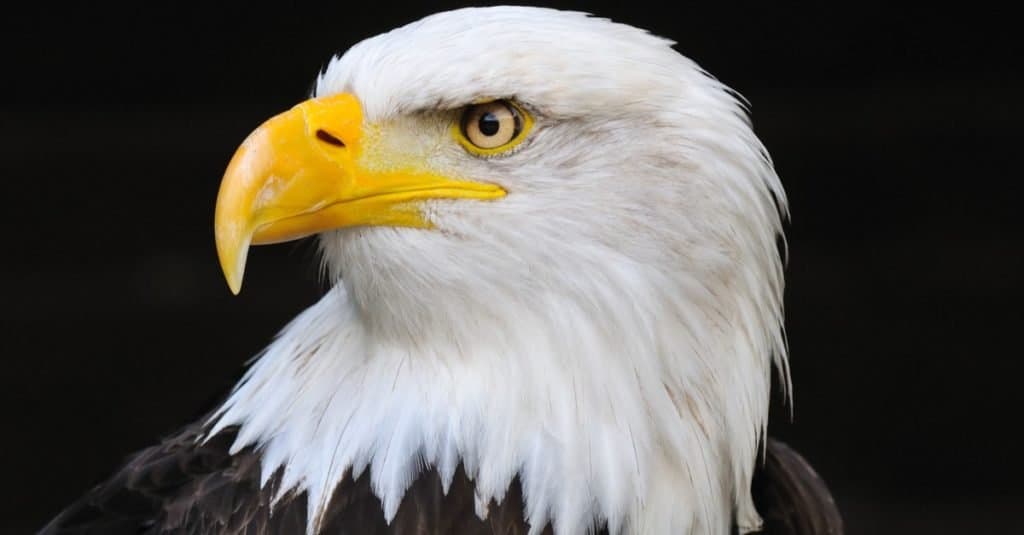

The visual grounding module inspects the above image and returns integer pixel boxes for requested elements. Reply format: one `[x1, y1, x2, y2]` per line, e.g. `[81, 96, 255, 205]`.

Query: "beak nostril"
[316, 129, 345, 147]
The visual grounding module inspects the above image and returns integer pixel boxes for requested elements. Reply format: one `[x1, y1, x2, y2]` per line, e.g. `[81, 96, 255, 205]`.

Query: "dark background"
[2, 2, 1020, 533]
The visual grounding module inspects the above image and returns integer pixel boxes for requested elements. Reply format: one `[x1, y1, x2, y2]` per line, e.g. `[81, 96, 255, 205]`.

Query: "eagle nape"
[43, 6, 842, 535]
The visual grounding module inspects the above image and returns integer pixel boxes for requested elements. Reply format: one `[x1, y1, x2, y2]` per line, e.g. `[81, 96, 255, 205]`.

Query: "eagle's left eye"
[455, 100, 532, 155]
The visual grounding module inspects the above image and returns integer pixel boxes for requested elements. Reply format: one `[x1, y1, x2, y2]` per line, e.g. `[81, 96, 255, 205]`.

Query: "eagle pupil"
[478, 113, 500, 136]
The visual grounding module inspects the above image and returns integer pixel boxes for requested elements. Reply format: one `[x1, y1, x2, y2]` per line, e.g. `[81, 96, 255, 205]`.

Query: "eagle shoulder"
[41, 422, 838, 534]
[747, 438, 844, 535]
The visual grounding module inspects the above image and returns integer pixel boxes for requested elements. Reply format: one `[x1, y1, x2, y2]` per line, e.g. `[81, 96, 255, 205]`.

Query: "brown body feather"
[40, 418, 841, 535]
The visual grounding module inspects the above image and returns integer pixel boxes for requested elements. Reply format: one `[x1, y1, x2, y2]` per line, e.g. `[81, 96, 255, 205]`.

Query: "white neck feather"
[208, 247, 785, 535]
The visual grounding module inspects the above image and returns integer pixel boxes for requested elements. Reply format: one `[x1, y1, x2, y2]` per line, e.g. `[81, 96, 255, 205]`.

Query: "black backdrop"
[2, 2, 1021, 533]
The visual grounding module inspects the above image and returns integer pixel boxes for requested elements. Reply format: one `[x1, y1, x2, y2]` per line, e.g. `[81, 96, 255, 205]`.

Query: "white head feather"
[209, 6, 789, 535]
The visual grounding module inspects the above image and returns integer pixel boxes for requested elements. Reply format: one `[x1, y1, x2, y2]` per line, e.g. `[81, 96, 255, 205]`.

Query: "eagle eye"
[455, 100, 532, 155]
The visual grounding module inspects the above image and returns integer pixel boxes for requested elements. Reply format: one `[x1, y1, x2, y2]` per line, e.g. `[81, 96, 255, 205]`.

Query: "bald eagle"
[42, 7, 841, 535]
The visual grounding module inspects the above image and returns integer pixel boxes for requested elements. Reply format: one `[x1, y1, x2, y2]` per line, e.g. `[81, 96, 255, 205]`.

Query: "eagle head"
[211, 7, 789, 534]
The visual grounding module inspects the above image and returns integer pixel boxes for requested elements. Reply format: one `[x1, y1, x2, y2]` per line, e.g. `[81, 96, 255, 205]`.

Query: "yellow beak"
[214, 93, 505, 294]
